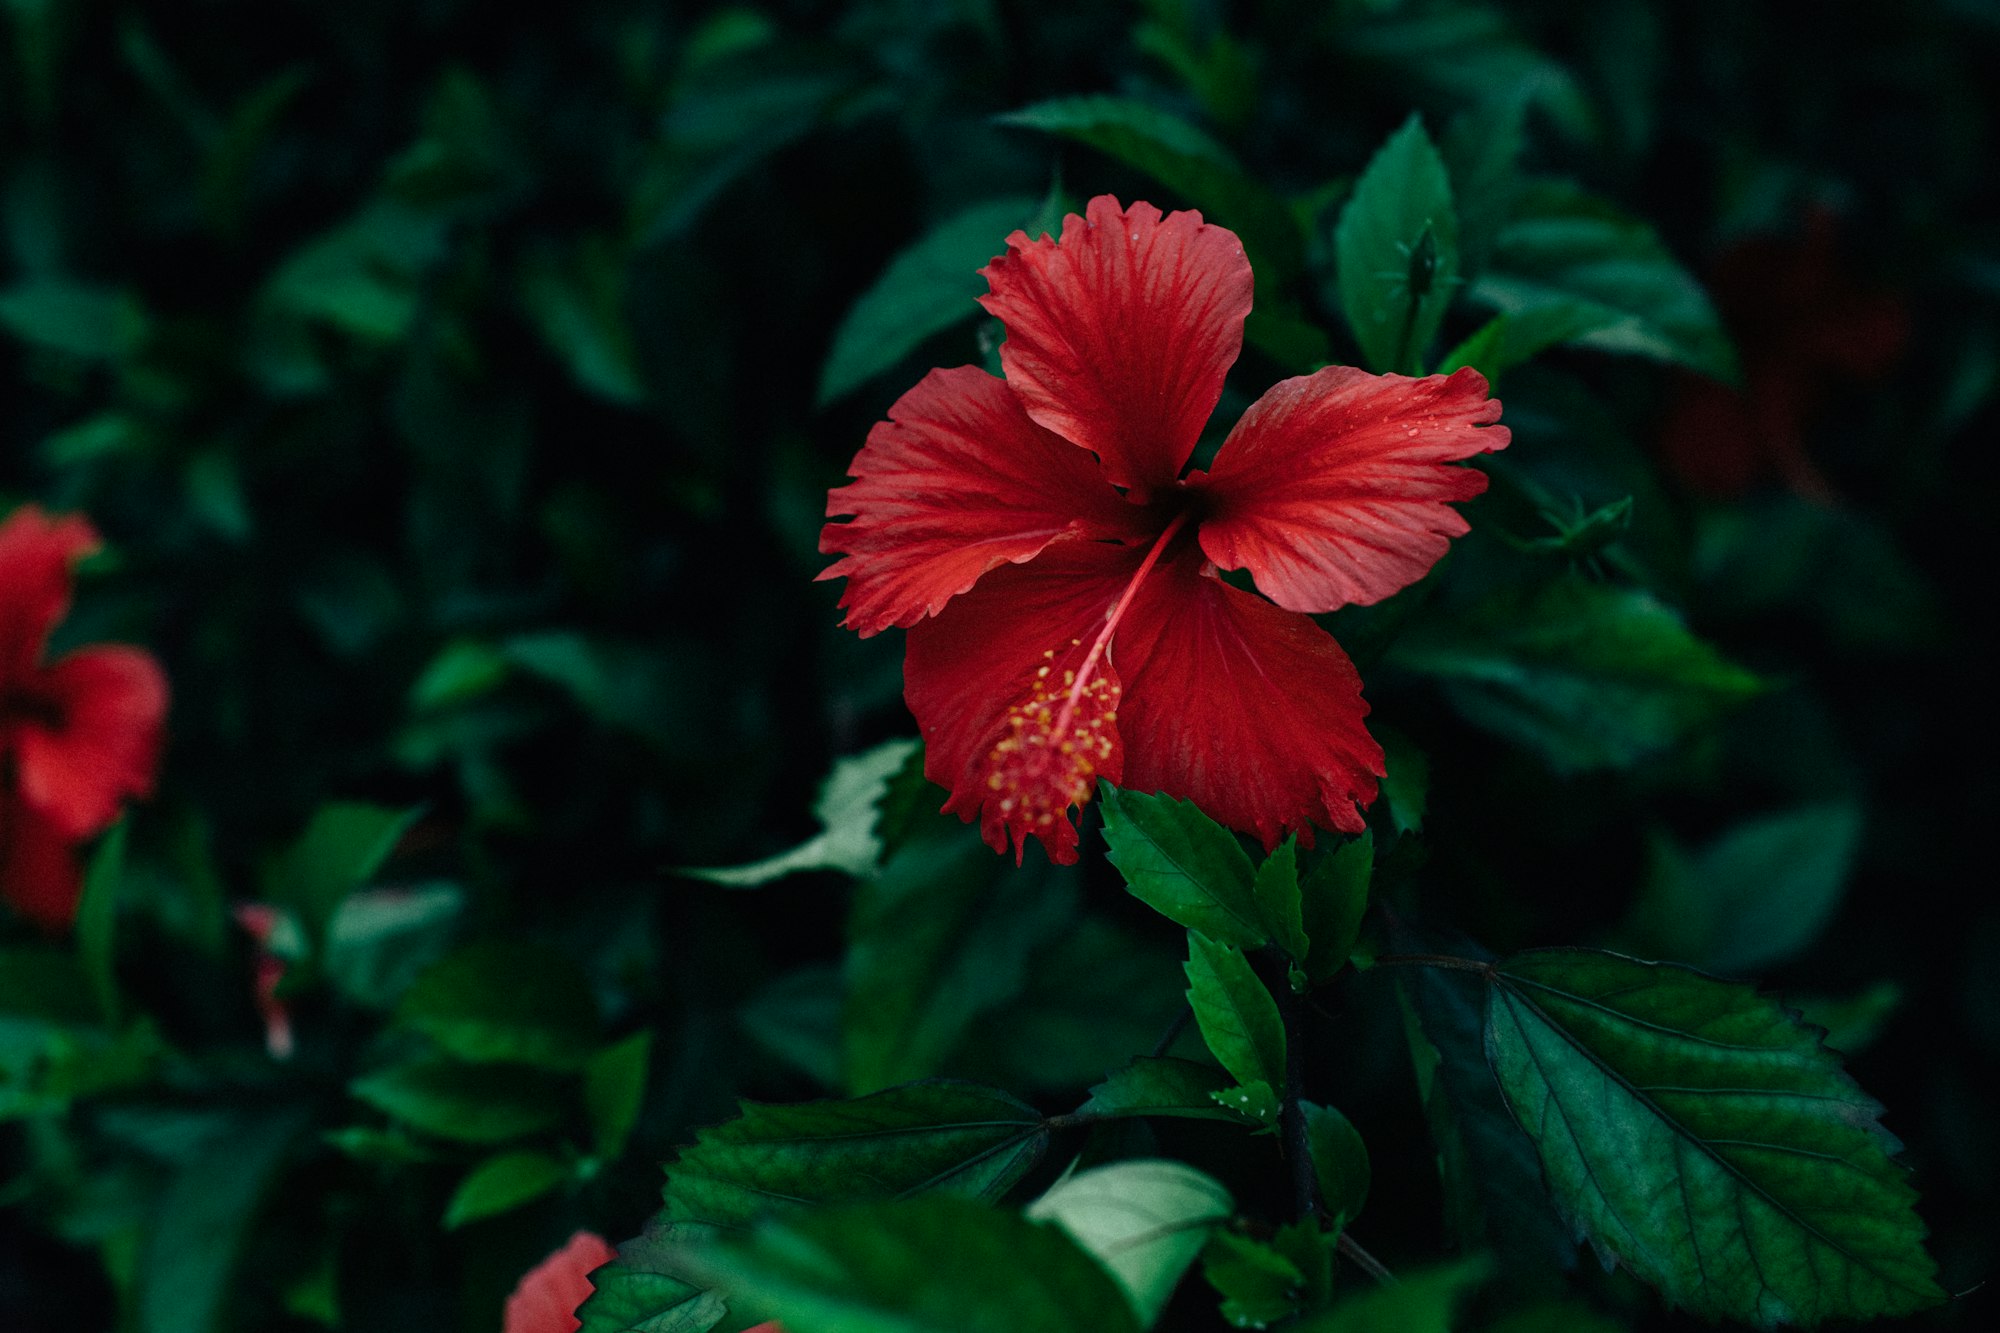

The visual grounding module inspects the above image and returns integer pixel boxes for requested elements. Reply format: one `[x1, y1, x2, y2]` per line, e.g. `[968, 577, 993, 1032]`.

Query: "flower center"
[983, 511, 1190, 847]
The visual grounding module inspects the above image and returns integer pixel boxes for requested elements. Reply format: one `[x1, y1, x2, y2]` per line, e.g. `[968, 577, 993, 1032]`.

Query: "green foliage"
[264, 803, 420, 942]
[1302, 1101, 1370, 1224]
[685, 739, 922, 886]
[1294, 1257, 1490, 1332]
[1484, 950, 1944, 1325]
[1026, 1159, 1232, 1324]
[443, 1149, 569, 1229]
[75, 822, 127, 1023]
[1299, 834, 1372, 985]
[348, 1059, 566, 1145]
[1101, 785, 1267, 948]
[576, 1225, 730, 1333]
[1251, 836, 1307, 961]
[1184, 932, 1286, 1111]
[1336, 115, 1460, 374]
[1078, 1056, 1244, 1124]
[585, 1031, 654, 1159]
[693, 1196, 1141, 1333]
[1203, 1223, 1336, 1327]
[1389, 576, 1765, 771]
[395, 938, 601, 1070]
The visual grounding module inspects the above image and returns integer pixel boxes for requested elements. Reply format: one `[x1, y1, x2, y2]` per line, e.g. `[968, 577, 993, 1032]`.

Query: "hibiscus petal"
[1194, 366, 1508, 613]
[0, 790, 82, 931]
[1116, 548, 1383, 849]
[979, 196, 1253, 496]
[904, 540, 1143, 864]
[0, 505, 99, 678]
[819, 366, 1146, 636]
[13, 645, 168, 842]
[503, 1231, 618, 1333]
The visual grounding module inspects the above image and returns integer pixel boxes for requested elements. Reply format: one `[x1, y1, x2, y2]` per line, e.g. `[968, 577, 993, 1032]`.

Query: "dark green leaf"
[1626, 803, 1863, 975]
[576, 1223, 730, 1333]
[1469, 180, 1737, 381]
[1336, 114, 1459, 374]
[662, 1082, 1048, 1229]
[1388, 576, 1764, 772]
[1340, 6, 1597, 142]
[349, 1059, 565, 1145]
[265, 802, 420, 941]
[1439, 303, 1621, 381]
[1026, 1160, 1232, 1324]
[686, 738, 921, 886]
[1295, 1257, 1490, 1332]
[1792, 982, 1903, 1057]
[1186, 933, 1285, 1094]
[322, 883, 464, 1010]
[1303, 1101, 1370, 1224]
[1204, 1225, 1336, 1327]
[1101, 785, 1266, 948]
[0, 279, 150, 358]
[443, 1149, 569, 1228]
[586, 1031, 654, 1159]
[997, 95, 1304, 284]
[1376, 729, 1429, 837]
[1444, 94, 1528, 279]
[1485, 949, 1943, 1325]
[694, 1196, 1141, 1333]
[76, 822, 127, 1024]
[520, 234, 646, 405]
[395, 938, 601, 1071]
[818, 198, 1035, 405]
[1300, 834, 1371, 985]
[1486, 1300, 1627, 1333]
[740, 965, 843, 1087]
[1079, 1056, 1241, 1124]
[1252, 838, 1308, 961]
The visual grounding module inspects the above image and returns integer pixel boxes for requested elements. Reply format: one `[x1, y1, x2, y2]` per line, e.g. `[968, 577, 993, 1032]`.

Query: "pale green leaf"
[1027, 1159, 1232, 1325]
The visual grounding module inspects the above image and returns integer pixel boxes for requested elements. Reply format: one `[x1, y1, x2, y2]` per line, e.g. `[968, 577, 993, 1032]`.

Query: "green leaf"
[1295, 1257, 1490, 1332]
[520, 234, 646, 405]
[576, 1223, 730, 1333]
[685, 738, 920, 886]
[997, 95, 1304, 284]
[1438, 303, 1621, 382]
[76, 822, 127, 1024]
[586, 1031, 654, 1159]
[1376, 729, 1429, 837]
[1299, 834, 1371, 985]
[395, 939, 600, 1071]
[1027, 1160, 1232, 1325]
[1078, 1057, 1243, 1125]
[1203, 1227, 1326, 1328]
[1484, 949, 1944, 1325]
[322, 884, 464, 1009]
[842, 830, 1072, 1093]
[1101, 785, 1266, 948]
[1469, 180, 1738, 381]
[1486, 1300, 1627, 1333]
[1302, 1101, 1370, 1224]
[0, 278, 150, 359]
[1387, 576, 1764, 772]
[662, 1082, 1048, 1229]
[1252, 838, 1308, 961]
[1626, 803, 1863, 975]
[1792, 982, 1903, 1057]
[1339, 6, 1598, 143]
[1185, 933, 1285, 1094]
[1444, 94, 1529, 280]
[136, 1110, 307, 1333]
[349, 1058, 565, 1145]
[443, 1149, 569, 1228]
[1335, 114, 1459, 375]
[265, 802, 420, 941]
[1210, 1079, 1281, 1126]
[694, 1196, 1142, 1333]
[741, 964, 843, 1087]
[818, 197, 1035, 405]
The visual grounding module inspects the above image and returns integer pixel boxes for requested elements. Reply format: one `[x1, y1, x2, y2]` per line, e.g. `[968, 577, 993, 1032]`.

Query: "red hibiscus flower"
[504, 1231, 618, 1333]
[0, 506, 168, 929]
[820, 196, 1508, 863]
[1659, 204, 1908, 501]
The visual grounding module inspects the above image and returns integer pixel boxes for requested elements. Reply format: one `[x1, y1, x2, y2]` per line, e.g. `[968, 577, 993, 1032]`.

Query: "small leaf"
[585, 1031, 653, 1159]
[349, 1059, 565, 1144]
[1185, 933, 1286, 1095]
[576, 1223, 730, 1333]
[1438, 303, 1621, 381]
[997, 95, 1304, 284]
[1388, 576, 1764, 772]
[76, 822, 128, 1024]
[322, 884, 464, 1010]
[444, 1149, 568, 1228]
[1335, 115, 1459, 375]
[1484, 949, 1944, 1326]
[1027, 1160, 1233, 1325]
[265, 803, 420, 941]
[0, 279, 150, 359]
[1469, 180, 1738, 381]
[1252, 838, 1308, 961]
[1626, 803, 1863, 975]
[1209, 1080, 1281, 1126]
[395, 939, 600, 1071]
[1296, 1257, 1490, 1332]
[694, 1196, 1142, 1333]
[1302, 1101, 1370, 1224]
[1080, 1056, 1242, 1125]
[1444, 93, 1529, 280]
[684, 738, 920, 885]
[519, 234, 646, 405]
[1204, 1224, 1335, 1327]
[1376, 730, 1429, 837]
[1299, 834, 1372, 985]
[818, 197, 1036, 405]
[1792, 982, 1903, 1056]
[1101, 785, 1266, 948]
[662, 1082, 1048, 1229]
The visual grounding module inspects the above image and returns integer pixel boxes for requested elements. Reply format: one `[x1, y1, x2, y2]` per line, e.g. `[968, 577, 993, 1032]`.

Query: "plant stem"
[1278, 985, 1321, 1223]
[1337, 1232, 1398, 1286]
[1149, 1001, 1194, 1058]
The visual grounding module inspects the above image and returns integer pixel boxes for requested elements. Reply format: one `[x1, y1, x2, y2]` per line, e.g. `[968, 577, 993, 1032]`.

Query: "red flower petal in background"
[818, 366, 1148, 637]
[0, 791, 82, 932]
[503, 1231, 618, 1333]
[1115, 546, 1382, 848]
[0, 506, 98, 678]
[1194, 365, 1508, 613]
[12, 646, 168, 841]
[979, 196, 1254, 497]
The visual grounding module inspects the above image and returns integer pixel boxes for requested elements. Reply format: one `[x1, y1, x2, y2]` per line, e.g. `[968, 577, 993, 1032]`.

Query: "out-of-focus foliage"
[3, 0, 1995, 1330]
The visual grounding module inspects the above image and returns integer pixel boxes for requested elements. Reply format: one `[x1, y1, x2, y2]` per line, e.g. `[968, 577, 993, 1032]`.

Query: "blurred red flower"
[821, 196, 1507, 863]
[503, 1231, 618, 1333]
[0, 506, 167, 929]
[1659, 205, 1908, 500]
